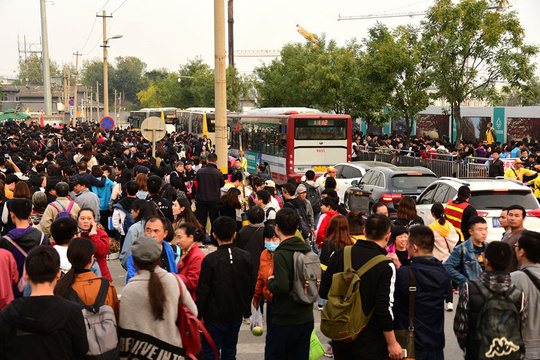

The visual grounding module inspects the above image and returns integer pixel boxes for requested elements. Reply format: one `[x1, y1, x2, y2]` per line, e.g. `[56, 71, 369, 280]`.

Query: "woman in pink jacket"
[78, 208, 112, 281]
[176, 222, 206, 301]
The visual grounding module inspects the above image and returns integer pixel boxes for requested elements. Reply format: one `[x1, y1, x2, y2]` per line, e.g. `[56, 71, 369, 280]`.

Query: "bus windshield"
[294, 118, 347, 140]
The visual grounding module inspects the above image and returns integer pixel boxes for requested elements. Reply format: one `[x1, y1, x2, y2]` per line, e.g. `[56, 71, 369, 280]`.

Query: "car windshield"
[469, 190, 539, 210]
[391, 174, 437, 190]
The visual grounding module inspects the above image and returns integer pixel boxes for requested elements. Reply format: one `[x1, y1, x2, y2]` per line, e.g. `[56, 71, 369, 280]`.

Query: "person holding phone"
[78, 208, 112, 281]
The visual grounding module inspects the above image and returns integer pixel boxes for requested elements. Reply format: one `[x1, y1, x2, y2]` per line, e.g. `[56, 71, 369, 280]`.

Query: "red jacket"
[253, 249, 274, 304]
[0, 249, 18, 310]
[177, 245, 205, 301]
[81, 229, 112, 282]
[316, 210, 339, 247]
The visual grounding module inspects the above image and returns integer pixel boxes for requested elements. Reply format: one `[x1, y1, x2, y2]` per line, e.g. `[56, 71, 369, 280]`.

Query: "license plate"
[492, 218, 501, 227]
[314, 166, 326, 172]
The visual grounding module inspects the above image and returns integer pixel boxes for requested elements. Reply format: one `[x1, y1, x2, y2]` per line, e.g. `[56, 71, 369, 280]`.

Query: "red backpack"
[174, 276, 218, 360]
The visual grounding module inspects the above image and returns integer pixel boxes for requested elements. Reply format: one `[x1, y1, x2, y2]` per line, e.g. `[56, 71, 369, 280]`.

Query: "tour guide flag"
[40, 111, 44, 127]
[203, 113, 208, 137]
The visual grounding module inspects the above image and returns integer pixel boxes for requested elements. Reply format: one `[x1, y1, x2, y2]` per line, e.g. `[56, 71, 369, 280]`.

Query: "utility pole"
[67, 68, 71, 123]
[90, 88, 93, 123]
[40, 0, 52, 115]
[215, 0, 227, 174]
[96, 81, 100, 120]
[97, 11, 113, 117]
[83, 89, 87, 122]
[228, 0, 234, 67]
[63, 66, 67, 117]
[114, 89, 117, 121]
[73, 51, 80, 127]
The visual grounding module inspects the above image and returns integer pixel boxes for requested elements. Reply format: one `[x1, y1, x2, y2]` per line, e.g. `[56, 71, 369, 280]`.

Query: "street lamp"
[102, 34, 123, 118]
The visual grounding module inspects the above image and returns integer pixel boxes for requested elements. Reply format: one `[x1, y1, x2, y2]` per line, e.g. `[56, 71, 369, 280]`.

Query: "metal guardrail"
[355, 149, 492, 178]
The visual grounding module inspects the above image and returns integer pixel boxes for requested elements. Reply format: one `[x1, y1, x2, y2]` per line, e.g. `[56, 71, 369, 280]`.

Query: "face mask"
[265, 242, 279, 252]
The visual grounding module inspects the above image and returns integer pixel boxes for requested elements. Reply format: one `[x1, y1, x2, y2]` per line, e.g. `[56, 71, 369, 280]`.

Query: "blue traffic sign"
[100, 116, 115, 131]
[69, 98, 74, 106]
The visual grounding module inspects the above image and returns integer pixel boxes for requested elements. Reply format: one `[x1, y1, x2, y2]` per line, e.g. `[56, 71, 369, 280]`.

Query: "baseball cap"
[296, 184, 307, 194]
[265, 180, 276, 189]
[514, 159, 526, 164]
[73, 176, 91, 188]
[131, 236, 162, 264]
[137, 166, 150, 174]
[327, 166, 337, 172]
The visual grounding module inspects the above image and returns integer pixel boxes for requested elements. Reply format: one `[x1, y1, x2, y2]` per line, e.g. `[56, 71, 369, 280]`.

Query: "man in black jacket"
[146, 175, 173, 221]
[320, 214, 403, 360]
[394, 226, 450, 359]
[488, 149, 504, 177]
[0, 246, 88, 359]
[196, 216, 254, 360]
[194, 153, 225, 229]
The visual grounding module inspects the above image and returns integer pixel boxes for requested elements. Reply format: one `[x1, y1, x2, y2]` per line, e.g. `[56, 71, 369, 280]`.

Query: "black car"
[345, 166, 437, 215]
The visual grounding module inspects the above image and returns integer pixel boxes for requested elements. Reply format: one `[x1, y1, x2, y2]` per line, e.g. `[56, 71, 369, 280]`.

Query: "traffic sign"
[100, 116, 115, 131]
[141, 116, 167, 158]
[69, 98, 74, 106]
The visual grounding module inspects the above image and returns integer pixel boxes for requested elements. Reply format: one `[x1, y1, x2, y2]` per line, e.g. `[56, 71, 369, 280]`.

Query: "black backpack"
[304, 183, 322, 214]
[295, 205, 312, 240]
[468, 279, 524, 360]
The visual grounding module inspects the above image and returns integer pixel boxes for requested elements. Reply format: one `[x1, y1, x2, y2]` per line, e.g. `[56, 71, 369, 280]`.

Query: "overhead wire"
[111, 0, 129, 15]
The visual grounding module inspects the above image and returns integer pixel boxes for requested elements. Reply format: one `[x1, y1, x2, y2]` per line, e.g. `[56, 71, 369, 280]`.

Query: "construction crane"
[338, 11, 426, 21]
[338, 2, 505, 21]
[235, 25, 318, 58]
[296, 24, 318, 45]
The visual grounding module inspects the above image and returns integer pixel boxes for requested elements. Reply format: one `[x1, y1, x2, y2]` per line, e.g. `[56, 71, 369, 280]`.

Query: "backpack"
[469, 279, 524, 360]
[304, 183, 322, 214]
[265, 207, 276, 225]
[321, 247, 389, 342]
[51, 200, 75, 220]
[113, 203, 134, 235]
[69, 278, 119, 360]
[290, 250, 321, 304]
[174, 275, 217, 360]
[295, 206, 312, 240]
[3, 232, 45, 293]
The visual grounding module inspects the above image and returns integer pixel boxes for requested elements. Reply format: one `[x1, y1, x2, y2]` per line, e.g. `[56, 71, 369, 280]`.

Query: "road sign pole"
[152, 130, 156, 159]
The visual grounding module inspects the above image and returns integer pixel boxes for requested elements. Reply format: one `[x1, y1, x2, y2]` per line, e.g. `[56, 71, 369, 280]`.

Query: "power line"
[78, 17, 98, 53]
[111, 0, 129, 15]
[97, 0, 110, 12]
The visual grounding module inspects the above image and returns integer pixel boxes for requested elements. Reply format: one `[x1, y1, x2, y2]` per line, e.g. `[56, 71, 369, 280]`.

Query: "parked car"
[316, 161, 397, 203]
[345, 166, 437, 215]
[415, 177, 540, 242]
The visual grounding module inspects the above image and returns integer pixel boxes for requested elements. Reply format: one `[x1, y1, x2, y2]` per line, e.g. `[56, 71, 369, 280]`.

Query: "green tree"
[111, 56, 147, 109]
[227, 66, 248, 111]
[363, 24, 431, 145]
[423, 0, 538, 144]
[145, 68, 169, 82]
[15, 54, 60, 85]
[0, 83, 3, 112]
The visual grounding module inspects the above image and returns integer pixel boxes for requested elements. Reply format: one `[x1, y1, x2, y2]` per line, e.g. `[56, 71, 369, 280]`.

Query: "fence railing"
[355, 148, 491, 178]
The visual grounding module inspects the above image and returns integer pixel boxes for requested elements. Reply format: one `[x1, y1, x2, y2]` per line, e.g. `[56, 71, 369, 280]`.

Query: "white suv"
[416, 177, 540, 242]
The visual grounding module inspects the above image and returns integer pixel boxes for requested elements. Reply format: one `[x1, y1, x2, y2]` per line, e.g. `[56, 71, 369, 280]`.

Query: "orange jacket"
[253, 249, 274, 304]
[70, 271, 120, 320]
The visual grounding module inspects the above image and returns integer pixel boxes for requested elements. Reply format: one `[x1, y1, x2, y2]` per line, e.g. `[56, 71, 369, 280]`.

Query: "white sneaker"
[445, 302, 454, 312]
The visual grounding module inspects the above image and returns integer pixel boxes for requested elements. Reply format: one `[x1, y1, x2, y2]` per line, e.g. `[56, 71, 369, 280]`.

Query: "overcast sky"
[1, 0, 539, 79]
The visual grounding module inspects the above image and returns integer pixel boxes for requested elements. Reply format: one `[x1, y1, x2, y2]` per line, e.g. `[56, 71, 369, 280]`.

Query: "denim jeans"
[265, 320, 313, 360]
[202, 318, 242, 360]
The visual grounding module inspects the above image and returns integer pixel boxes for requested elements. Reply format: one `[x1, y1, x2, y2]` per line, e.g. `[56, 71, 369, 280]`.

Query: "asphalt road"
[108, 257, 463, 360]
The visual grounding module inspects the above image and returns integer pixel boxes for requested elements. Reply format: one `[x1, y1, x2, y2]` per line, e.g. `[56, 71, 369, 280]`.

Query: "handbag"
[309, 328, 325, 360]
[394, 266, 416, 359]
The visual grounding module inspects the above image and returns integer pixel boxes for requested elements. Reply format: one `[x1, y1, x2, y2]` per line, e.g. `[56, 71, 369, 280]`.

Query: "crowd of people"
[0, 120, 538, 360]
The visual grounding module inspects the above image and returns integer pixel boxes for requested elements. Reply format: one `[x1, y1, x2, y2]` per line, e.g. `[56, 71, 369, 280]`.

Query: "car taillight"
[477, 211, 489, 217]
[526, 208, 540, 218]
[381, 193, 402, 202]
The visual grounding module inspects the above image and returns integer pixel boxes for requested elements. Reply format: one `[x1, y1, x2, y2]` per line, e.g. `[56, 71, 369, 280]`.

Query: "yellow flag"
[161, 110, 164, 120]
[24, 108, 30, 113]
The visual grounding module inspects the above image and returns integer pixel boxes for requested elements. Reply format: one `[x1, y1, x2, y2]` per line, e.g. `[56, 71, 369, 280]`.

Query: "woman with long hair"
[247, 176, 266, 209]
[54, 237, 119, 318]
[78, 208, 112, 281]
[110, 169, 133, 204]
[429, 203, 459, 311]
[347, 211, 366, 242]
[218, 187, 242, 230]
[315, 196, 340, 249]
[319, 215, 354, 267]
[176, 222, 206, 301]
[1, 181, 32, 233]
[392, 196, 425, 228]
[119, 236, 197, 358]
[172, 197, 203, 230]
[119, 199, 158, 268]
[135, 173, 148, 199]
[386, 225, 410, 267]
